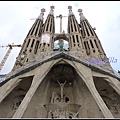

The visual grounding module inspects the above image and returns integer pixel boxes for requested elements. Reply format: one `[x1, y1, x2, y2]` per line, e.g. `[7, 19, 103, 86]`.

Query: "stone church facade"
[0, 5, 120, 118]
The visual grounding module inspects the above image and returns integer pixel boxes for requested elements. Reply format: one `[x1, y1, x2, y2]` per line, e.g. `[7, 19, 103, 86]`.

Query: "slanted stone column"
[72, 61, 114, 118]
[12, 58, 63, 118]
[63, 59, 114, 118]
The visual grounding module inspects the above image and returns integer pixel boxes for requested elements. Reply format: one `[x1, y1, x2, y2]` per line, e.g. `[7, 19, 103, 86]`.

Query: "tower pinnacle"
[49, 5, 55, 15]
[38, 8, 45, 21]
[68, 6, 74, 16]
[78, 9, 86, 21]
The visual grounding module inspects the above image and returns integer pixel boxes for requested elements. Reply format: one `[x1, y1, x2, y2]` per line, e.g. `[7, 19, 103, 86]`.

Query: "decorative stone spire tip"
[49, 5, 55, 15]
[68, 5, 73, 16]
[78, 9, 83, 15]
[78, 8, 86, 21]
[38, 8, 45, 21]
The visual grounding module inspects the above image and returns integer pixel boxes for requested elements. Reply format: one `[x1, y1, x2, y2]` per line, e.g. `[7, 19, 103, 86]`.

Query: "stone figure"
[48, 110, 54, 118]
[51, 91, 60, 103]
[58, 42, 64, 51]
[57, 80, 67, 102]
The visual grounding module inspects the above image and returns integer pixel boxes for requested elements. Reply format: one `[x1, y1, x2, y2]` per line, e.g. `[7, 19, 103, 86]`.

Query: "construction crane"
[56, 14, 67, 50]
[56, 14, 67, 34]
[0, 43, 22, 71]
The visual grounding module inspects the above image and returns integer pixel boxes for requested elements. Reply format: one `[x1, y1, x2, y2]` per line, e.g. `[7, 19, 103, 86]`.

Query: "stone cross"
[57, 80, 67, 102]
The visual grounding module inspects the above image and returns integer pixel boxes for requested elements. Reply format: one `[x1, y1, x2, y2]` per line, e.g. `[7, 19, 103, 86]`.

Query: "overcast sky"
[0, 1, 120, 74]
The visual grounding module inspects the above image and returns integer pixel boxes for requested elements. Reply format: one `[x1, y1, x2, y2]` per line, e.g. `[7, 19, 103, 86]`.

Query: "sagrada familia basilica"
[0, 5, 120, 118]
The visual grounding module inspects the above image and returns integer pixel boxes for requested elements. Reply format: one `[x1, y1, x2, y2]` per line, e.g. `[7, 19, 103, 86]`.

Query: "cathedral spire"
[78, 8, 107, 60]
[12, 8, 45, 70]
[39, 6, 55, 52]
[67, 6, 84, 52]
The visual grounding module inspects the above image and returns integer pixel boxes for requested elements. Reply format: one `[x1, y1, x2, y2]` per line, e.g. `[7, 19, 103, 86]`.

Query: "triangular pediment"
[0, 52, 120, 86]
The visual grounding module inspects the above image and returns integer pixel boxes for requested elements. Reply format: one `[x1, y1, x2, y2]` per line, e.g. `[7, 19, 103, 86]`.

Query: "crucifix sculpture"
[57, 80, 67, 102]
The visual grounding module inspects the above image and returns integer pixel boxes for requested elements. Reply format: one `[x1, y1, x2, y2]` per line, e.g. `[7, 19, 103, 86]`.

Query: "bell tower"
[77, 9, 114, 72]
[78, 9, 106, 59]
[12, 8, 45, 70]
[39, 5, 55, 52]
[67, 6, 84, 51]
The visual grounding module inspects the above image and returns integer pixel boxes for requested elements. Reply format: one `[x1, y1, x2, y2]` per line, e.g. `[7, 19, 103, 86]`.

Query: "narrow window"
[50, 20, 52, 32]
[73, 17, 77, 32]
[34, 41, 40, 54]
[26, 58, 28, 62]
[30, 20, 38, 35]
[81, 22, 86, 36]
[38, 27, 42, 37]
[70, 16, 73, 32]
[41, 23, 44, 33]
[46, 18, 50, 31]
[86, 41, 90, 49]
[84, 22, 90, 36]
[81, 30, 83, 36]
[53, 21, 55, 33]
[89, 27, 94, 36]
[68, 20, 70, 33]
[31, 39, 35, 48]
[72, 35, 75, 43]
[90, 39, 94, 48]
[78, 24, 81, 33]
[35, 21, 40, 36]
[86, 21, 94, 36]
[94, 39, 98, 48]
[76, 35, 79, 43]
[84, 41, 87, 50]
[26, 39, 30, 48]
